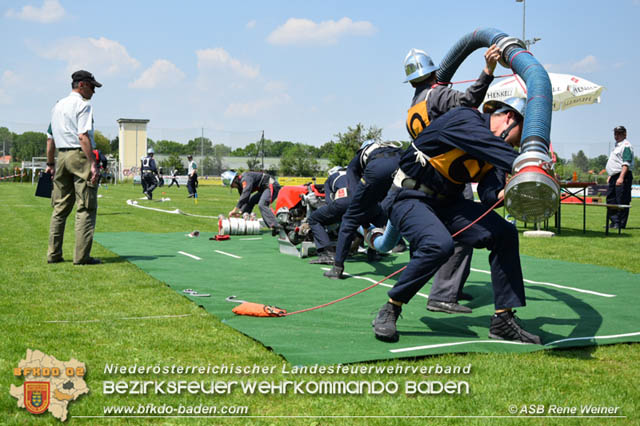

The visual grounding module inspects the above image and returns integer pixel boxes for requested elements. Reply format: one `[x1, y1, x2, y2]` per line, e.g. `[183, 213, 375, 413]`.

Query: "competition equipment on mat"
[218, 214, 261, 235]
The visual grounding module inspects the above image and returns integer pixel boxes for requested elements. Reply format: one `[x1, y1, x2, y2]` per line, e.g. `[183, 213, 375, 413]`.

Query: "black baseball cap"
[613, 125, 626, 133]
[71, 70, 102, 88]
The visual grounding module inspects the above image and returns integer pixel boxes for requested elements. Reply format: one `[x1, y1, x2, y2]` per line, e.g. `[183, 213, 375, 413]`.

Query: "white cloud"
[5, 0, 65, 23]
[225, 93, 291, 117]
[130, 59, 185, 89]
[264, 80, 286, 93]
[246, 20, 256, 29]
[196, 48, 259, 79]
[570, 55, 598, 73]
[35, 37, 140, 75]
[267, 17, 376, 46]
[544, 55, 599, 74]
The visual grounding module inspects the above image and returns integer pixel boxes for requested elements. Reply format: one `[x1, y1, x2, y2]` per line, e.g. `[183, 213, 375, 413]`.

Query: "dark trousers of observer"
[606, 171, 633, 228]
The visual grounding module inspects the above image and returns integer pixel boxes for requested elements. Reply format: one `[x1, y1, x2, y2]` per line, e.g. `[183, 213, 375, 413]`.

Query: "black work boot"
[372, 302, 402, 342]
[309, 250, 335, 265]
[489, 310, 542, 344]
[323, 264, 344, 279]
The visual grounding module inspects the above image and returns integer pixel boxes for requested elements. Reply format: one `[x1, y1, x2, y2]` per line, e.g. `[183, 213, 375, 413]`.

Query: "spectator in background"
[45, 70, 102, 265]
[187, 154, 198, 198]
[606, 126, 634, 229]
[168, 168, 180, 187]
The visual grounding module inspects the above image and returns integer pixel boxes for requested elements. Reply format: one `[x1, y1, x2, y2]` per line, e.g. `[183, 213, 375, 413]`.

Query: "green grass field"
[1, 181, 638, 425]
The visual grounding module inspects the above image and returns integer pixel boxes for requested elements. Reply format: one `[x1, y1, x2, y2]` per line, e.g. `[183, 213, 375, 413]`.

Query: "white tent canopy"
[484, 72, 604, 111]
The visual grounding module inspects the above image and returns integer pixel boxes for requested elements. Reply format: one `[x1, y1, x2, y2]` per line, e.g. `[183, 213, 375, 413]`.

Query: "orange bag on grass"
[231, 302, 287, 317]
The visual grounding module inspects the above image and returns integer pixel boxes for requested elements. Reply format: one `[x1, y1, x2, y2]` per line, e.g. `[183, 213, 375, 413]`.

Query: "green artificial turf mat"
[95, 231, 640, 365]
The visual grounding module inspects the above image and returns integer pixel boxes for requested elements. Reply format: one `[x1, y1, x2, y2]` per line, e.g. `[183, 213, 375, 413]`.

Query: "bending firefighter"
[141, 148, 159, 200]
[307, 166, 350, 264]
[223, 170, 281, 232]
[373, 97, 542, 345]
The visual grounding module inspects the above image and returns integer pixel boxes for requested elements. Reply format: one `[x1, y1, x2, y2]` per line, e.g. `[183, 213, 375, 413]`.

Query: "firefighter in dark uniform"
[141, 148, 159, 200]
[308, 166, 350, 264]
[323, 140, 402, 279]
[404, 45, 500, 313]
[372, 98, 542, 345]
[227, 171, 281, 231]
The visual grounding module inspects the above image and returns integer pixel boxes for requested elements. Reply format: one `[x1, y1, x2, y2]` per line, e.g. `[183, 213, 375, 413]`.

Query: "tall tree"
[159, 153, 184, 173]
[327, 123, 382, 167]
[12, 131, 47, 161]
[278, 144, 321, 176]
[94, 130, 111, 154]
[571, 150, 589, 173]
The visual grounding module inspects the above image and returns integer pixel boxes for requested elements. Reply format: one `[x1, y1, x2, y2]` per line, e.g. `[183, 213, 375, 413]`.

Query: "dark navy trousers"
[386, 195, 526, 310]
[308, 198, 349, 251]
[334, 156, 399, 265]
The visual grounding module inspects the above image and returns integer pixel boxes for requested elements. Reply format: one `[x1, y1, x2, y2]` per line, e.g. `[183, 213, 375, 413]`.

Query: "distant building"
[0, 155, 11, 164]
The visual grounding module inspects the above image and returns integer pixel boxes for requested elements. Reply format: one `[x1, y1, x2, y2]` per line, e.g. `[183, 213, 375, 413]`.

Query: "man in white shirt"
[605, 126, 634, 229]
[187, 154, 198, 198]
[45, 70, 102, 265]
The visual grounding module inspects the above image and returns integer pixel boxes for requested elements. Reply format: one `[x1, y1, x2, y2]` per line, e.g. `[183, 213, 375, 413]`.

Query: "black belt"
[58, 147, 81, 152]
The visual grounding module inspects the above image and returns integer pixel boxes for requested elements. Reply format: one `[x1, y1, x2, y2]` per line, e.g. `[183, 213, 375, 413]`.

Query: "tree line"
[2, 125, 638, 179]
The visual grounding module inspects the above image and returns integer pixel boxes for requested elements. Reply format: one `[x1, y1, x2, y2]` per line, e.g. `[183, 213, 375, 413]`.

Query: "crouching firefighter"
[372, 97, 542, 345]
[224, 170, 282, 232]
[324, 139, 402, 279]
[308, 166, 350, 264]
[141, 148, 159, 200]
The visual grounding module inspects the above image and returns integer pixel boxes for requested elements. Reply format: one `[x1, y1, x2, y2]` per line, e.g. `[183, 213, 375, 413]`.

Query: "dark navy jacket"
[399, 107, 518, 207]
[236, 171, 273, 209]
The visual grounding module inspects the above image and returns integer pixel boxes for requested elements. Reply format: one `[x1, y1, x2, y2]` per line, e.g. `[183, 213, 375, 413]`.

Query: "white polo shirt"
[606, 139, 634, 176]
[188, 160, 197, 176]
[48, 91, 95, 149]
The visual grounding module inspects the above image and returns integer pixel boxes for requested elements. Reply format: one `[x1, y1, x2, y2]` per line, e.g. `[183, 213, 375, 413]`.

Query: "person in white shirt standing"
[605, 125, 634, 229]
[186, 154, 198, 198]
[45, 70, 102, 265]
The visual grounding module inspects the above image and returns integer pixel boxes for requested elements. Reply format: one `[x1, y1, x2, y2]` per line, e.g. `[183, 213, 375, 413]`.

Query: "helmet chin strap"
[500, 120, 519, 140]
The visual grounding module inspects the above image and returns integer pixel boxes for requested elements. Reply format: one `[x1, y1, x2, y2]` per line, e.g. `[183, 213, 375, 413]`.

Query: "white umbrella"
[484, 72, 604, 111]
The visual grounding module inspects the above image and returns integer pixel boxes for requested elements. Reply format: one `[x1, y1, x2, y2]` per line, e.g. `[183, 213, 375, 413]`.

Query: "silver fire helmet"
[221, 170, 237, 187]
[403, 48, 439, 83]
[482, 97, 526, 122]
[147, 147, 154, 155]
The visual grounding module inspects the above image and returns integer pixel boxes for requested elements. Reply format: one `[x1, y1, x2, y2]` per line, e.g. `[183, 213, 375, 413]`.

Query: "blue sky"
[1, 0, 639, 158]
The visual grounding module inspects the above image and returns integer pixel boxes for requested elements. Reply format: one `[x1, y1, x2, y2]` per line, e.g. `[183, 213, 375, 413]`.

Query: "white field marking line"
[126, 199, 180, 214]
[545, 331, 640, 346]
[214, 250, 242, 259]
[43, 313, 204, 323]
[178, 251, 201, 260]
[320, 267, 429, 300]
[126, 199, 218, 219]
[470, 267, 616, 298]
[239, 237, 262, 240]
[390, 331, 640, 353]
[390, 339, 530, 353]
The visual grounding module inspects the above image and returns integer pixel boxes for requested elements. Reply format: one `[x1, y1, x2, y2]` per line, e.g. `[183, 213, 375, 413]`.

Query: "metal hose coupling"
[504, 151, 560, 223]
